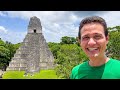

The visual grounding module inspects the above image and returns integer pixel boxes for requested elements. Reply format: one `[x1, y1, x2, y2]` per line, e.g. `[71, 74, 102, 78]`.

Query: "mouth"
[87, 48, 99, 51]
[86, 47, 99, 57]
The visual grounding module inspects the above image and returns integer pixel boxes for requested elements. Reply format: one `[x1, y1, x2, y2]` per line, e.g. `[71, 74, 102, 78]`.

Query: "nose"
[88, 38, 96, 46]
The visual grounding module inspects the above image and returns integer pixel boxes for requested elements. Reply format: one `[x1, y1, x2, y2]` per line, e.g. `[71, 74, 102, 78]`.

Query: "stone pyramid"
[6, 16, 55, 73]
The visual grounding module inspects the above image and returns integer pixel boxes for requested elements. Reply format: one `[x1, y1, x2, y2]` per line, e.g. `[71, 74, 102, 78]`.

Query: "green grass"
[2, 69, 62, 79]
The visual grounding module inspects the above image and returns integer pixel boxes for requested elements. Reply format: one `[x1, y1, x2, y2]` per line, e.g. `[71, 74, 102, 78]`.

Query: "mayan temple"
[6, 16, 55, 73]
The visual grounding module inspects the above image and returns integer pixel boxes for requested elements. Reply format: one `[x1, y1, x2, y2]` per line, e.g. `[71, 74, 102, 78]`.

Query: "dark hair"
[78, 16, 108, 39]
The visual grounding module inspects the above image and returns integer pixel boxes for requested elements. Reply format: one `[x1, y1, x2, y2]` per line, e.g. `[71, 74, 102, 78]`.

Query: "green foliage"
[0, 46, 10, 69]
[60, 36, 77, 44]
[0, 40, 11, 69]
[0, 39, 21, 70]
[107, 29, 120, 59]
[5, 41, 15, 60]
[2, 70, 62, 79]
[48, 42, 60, 59]
[0, 39, 5, 46]
[13, 43, 21, 51]
[54, 44, 88, 79]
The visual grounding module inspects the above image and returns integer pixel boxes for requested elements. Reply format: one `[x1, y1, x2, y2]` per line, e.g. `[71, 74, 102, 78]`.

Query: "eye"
[82, 36, 89, 40]
[94, 35, 102, 39]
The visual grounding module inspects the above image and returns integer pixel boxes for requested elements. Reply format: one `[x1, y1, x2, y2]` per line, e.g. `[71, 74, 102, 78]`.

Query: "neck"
[89, 55, 110, 67]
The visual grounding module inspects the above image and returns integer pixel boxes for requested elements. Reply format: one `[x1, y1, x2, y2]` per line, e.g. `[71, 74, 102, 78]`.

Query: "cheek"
[80, 42, 86, 50]
[98, 40, 107, 49]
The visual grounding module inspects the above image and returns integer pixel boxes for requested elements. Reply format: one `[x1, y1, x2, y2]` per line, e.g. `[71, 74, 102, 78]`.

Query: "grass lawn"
[2, 69, 62, 79]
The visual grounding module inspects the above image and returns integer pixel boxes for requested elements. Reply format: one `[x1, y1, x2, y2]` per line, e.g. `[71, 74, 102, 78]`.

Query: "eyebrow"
[81, 33, 103, 37]
[81, 35, 89, 39]
[94, 33, 103, 36]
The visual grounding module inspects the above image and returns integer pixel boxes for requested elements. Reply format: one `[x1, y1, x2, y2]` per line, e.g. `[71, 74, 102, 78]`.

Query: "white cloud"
[0, 26, 8, 33]
[0, 11, 120, 44]
[100, 11, 120, 27]
[0, 30, 27, 44]
[0, 11, 6, 16]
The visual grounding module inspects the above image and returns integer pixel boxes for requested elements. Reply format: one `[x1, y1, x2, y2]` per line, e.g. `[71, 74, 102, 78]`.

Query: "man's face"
[79, 23, 109, 58]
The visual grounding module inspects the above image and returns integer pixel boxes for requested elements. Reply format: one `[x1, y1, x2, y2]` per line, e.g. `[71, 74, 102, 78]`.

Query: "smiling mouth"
[86, 48, 99, 57]
[87, 48, 99, 51]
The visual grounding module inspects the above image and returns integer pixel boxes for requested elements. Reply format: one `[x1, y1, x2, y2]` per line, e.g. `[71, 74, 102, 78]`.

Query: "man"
[70, 16, 120, 79]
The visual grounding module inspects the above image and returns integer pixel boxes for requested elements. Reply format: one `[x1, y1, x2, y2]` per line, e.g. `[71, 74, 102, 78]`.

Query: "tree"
[107, 27, 120, 59]
[60, 36, 76, 44]
[0, 39, 21, 70]
[0, 39, 5, 46]
[54, 44, 88, 78]
[5, 41, 15, 60]
[48, 42, 60, 59]
[0, 46, 10, 70]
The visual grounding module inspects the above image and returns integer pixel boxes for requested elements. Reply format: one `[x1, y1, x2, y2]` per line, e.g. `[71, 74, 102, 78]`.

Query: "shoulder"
[108, 58, 120, 77]
[72, 61, 88, 72]
[109, 58, 120, 69]
[109, 58, 120, 64]
[71, 64, 81, 75]
[70, 61, 88, 79]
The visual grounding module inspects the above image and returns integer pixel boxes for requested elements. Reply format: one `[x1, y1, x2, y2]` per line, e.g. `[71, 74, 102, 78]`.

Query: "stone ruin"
[6, 16, 55, 74]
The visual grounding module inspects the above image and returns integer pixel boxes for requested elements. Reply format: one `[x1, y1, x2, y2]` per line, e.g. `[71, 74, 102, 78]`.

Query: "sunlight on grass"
[2, 69, 62, 79]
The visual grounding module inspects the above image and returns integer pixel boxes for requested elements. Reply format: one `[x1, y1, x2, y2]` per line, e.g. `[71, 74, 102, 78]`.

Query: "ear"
[77, 37, 81, 45]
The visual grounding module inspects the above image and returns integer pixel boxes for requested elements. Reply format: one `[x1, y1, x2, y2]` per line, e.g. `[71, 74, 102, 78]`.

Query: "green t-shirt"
[70, 58, 120, 79]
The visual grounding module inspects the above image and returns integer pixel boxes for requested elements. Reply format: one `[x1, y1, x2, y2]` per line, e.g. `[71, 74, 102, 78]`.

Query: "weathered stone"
[6, 16, 55, 74]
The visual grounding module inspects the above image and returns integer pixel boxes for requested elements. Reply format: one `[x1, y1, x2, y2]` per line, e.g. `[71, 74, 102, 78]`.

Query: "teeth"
[88, 48, 97, 51]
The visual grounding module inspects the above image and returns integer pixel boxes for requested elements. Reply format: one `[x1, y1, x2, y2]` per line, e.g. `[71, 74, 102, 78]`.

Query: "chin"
[87, 54, 99, 58]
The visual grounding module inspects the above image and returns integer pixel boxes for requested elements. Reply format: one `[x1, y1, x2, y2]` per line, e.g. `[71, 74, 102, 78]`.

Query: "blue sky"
[0, 11, 120, 44]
